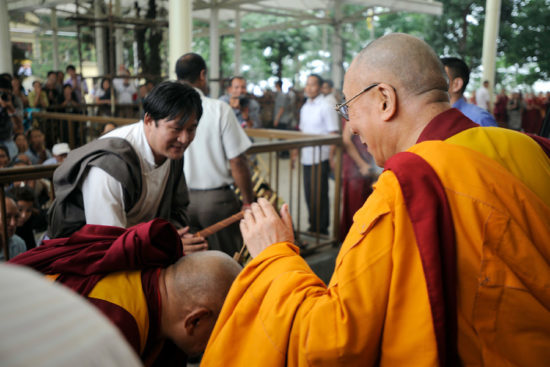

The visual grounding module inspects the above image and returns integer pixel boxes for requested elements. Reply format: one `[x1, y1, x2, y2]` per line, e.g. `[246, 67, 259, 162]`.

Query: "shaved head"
[168, 250, 242, 311]
[343, 33, 452, 167]
[161, 250, 242, 357]
[351, 33, 448, 99]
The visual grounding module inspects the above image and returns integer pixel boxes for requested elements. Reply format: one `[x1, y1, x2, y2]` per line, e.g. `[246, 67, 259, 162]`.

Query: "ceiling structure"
[7, 0, 443, 35]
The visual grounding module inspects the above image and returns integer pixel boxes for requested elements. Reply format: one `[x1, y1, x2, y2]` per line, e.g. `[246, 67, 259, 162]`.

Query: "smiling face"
[143, 113, 198, 165]
[229, 78, 247, 98]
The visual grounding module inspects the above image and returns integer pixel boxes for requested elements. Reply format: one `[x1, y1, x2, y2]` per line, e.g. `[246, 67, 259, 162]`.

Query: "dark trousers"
[303, 160, 330, 234]
[187, 186, 243, 257]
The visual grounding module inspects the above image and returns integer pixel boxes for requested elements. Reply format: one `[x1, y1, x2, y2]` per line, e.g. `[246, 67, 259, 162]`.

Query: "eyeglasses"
[335, 83, 379, 121]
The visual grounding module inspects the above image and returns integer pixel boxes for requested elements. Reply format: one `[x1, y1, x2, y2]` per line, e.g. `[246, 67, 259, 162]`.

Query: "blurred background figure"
[493, 89, 509, 128]
[43, 143, 70, 165]
[0, 197, 26, 261]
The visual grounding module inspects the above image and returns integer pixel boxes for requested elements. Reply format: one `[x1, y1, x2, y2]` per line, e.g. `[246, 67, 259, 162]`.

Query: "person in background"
[59, 84, 81, 113]
[220, 76, 262, 128]
[13, 133, 28, 155]
[9, 186, 45, 250]
[0, 197, 27, 261]
[25, 128, 52, 164]
[321, 79, 339, 107]
[113, 65, 137, 118]
[101, 122, 117, 136]
[94, 77, 113, 116]
[28, 80, 49, 109]
[475, 80, 491, 111]
[440, 57, 497, 127]
[11, 76, 27, 114]
[0, 77, 23, 158]
[43, 71, 60, 107]
[507, 91, 523, 131]
[43, 142, 70, 165]
[0, 145, 10, 168]
[65, 65, 88, 104]
[493, 88, 509, 127]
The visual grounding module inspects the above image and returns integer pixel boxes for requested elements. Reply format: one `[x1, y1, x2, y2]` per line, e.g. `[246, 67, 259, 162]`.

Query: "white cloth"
[323, 93, 339, 108]
[0, 264, 143, 367]
[299, 95, 340, 165]
[475, 86, 490, 111]
[113, 79, 137, 104]
[81, 122, 170, 228]
[185, 89, 252, 189]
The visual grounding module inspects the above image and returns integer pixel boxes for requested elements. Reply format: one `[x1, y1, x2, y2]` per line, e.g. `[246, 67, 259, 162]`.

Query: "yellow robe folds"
[202, 118, 550, 366]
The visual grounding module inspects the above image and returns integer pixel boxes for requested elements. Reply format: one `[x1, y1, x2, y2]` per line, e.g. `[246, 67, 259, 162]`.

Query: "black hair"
[0, 73, 13, 82]
[275, 80, 283, 88]
[47, 71, 56, 77]
[0, 77, 12, 90]
[100, 78, 111, 90]
[66, 65, 76, 72]
[0, 145, 10, 161]
[323, 79, 334, 88]
[239, 96, 250, 109]
[440, 57, 470, 95]
[309, 74, 324, 87]
[143, 81, 203, 126]
[10, 186, 36, 203]
[175, 53, 207, 83]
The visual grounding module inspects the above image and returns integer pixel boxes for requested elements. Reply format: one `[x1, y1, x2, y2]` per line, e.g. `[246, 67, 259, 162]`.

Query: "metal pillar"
[115, 0, 123, 68]
[209, 2, 220, 98]
[0, 0, 12, 74]
[331, 0, 344, 90]
[481, 0, 501, 108]
[94, 0, 105, 76]
[168, 0, 192, 80]
[51, 7, 59, 71]
[234, 9, 241, 76]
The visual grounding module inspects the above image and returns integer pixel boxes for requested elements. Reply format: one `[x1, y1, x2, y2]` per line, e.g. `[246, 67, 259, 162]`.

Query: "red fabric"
[385, 152, 458, 367]
[417, 108, 478, 143]
[522, 108, 543, 134]
[9, 219, 183, 294]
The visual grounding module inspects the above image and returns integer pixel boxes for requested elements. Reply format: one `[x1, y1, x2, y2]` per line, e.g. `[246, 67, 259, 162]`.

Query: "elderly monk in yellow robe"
[201, 33, 550, 366]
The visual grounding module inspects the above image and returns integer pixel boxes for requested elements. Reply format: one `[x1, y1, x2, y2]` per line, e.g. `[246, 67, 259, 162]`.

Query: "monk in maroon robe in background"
[493, 89, 509, 128]
[9, 219, 241, 367]
[522, 94, 544, 134]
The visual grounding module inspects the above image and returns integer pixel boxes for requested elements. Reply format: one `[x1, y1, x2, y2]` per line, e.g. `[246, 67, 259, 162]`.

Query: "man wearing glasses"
[202, 33, 550, 366]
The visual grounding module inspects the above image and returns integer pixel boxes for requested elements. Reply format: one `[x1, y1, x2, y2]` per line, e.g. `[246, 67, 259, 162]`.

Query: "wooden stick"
[194, 211, 245, 238]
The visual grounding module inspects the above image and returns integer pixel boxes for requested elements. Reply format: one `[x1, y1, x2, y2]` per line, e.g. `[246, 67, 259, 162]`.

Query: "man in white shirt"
[48, 81, 207, 253]
[475, 80, 491, 111]
[176, 53, 254, 256]
[293, 74, 340, 234]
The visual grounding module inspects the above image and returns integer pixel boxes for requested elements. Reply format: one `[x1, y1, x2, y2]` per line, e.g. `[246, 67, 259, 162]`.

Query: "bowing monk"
[10, 219, 241, 366]
[201, 33, 550, 366]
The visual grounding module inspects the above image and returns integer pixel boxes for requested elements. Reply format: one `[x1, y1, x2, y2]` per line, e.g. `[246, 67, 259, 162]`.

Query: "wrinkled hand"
[177, 226, 208, 254]
[240, 198, 294, 258]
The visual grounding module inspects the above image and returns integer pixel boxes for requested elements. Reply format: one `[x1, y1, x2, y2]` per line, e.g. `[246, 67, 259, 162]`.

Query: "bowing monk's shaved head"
[161, 250, 242, 357]
[169, 250, 242, 310]
[343, 33, 452, 166]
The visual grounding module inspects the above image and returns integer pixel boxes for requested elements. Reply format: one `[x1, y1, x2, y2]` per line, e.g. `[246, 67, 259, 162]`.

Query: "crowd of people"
[0, 33, 549, 366]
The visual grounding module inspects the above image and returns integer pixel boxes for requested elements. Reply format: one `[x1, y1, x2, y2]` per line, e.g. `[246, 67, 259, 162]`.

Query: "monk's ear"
[377, 83, 397, 121]
[183, 307, 211, 336]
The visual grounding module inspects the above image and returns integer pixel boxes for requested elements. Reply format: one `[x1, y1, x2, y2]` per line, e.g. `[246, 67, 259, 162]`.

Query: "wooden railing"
[1, 112, 343, 259]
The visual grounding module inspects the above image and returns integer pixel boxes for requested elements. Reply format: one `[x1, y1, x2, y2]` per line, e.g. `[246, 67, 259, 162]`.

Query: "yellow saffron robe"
[202, 110, 550, 366]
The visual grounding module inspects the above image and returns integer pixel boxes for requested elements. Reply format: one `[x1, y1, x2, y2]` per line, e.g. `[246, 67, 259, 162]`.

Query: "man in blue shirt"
[441, 57, 497, 127]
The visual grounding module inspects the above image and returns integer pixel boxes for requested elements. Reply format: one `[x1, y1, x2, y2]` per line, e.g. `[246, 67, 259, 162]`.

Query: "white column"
[209, 3, 220, 98]
[234, 9, 241, 76]
[169, 0, 192, 80]
[94, 0, 105, 76]
[114, 0, 123, 69]
[51, 8, 60, 70]
[331, 0, 344, 89]
[481, 0, 501, 109]
[0, 0, 12, 74]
